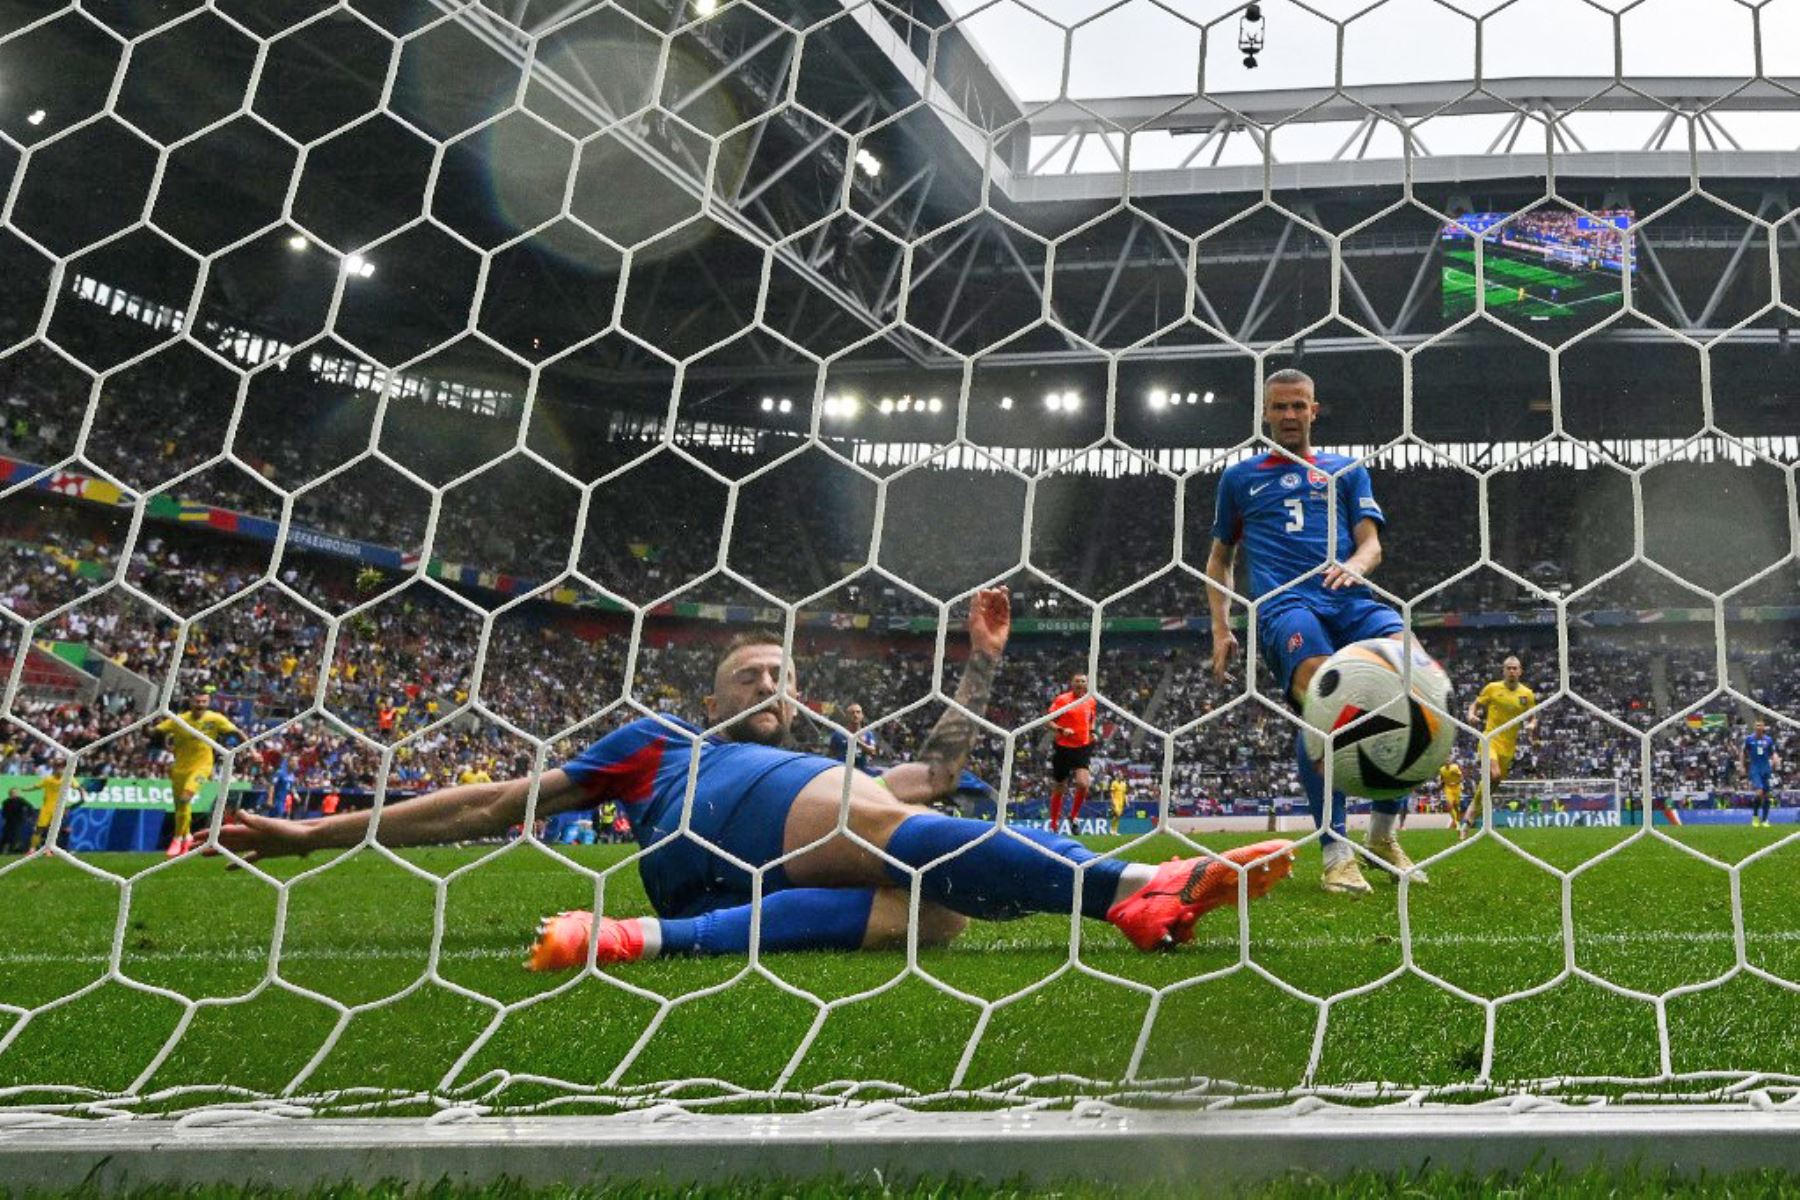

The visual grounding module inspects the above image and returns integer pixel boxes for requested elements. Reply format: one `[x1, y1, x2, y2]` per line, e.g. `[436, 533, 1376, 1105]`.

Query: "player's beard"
[724, 709, 789, 747]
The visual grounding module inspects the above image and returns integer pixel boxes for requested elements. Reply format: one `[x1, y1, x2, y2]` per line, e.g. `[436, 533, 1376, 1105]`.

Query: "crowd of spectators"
[2, 484, 1793, 815]
[4, 331, 1789, 621]
[0, 349, 1795, 818]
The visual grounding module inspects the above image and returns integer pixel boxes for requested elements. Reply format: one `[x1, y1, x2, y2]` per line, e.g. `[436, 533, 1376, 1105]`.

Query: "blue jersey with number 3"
[1212, 453, 1386, 598]
[1745, 733, 1775, 774]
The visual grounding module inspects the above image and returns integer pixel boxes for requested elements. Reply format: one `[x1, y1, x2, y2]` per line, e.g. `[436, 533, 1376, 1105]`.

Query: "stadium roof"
[852, 0, 1800, 200]
[3, 0, 1796, 451]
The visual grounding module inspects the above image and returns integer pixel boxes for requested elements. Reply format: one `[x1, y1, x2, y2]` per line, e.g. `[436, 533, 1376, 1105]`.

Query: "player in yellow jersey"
[155, 692, 243, 857]
[1462, 656, 1537, 837]
[457, 760, 494, 787]
[25, 769, 65, 852]
[1108, 775, 1128, 834]
[1437, 758, 1465, 831]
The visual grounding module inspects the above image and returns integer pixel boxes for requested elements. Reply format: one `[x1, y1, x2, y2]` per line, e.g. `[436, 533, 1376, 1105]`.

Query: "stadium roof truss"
[432, 0, 1800, 384]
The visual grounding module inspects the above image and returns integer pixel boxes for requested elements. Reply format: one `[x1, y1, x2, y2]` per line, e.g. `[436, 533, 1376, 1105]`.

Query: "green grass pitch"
[2, 827, 1798, 1112]
[1442, 245, 1622, 319]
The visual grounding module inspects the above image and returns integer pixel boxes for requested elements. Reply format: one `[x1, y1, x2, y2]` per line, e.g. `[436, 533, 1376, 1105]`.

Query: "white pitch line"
[1184, 927, 1800, 953]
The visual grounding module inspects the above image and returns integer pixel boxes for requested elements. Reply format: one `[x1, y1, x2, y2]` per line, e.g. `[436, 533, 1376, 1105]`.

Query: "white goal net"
[0, 0, 1796, 1137]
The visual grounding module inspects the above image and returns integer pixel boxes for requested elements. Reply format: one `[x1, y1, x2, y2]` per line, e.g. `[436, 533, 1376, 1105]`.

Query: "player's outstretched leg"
[529, 888, 884, 970]
[528, 823, 1298, 967]
[874, 815, 1291, 944]
[1295, 729, 1367, 895]
[1106, 840, 1295, 950]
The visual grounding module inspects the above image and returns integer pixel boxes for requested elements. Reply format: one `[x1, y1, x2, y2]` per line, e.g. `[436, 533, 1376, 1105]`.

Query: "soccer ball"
[1301, 639, 1454, 801]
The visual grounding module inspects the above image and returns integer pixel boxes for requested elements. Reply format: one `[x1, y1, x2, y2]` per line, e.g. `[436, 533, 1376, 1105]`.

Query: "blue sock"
[882, 814, 1126, 922]
[1295, 728, 1348, 843]
[1371, 799, 1406, 816]
[657, 888, 876, 956]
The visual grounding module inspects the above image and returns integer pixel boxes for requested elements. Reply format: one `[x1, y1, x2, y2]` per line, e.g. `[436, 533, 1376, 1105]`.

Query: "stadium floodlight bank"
[1, 0, 1799, 1189]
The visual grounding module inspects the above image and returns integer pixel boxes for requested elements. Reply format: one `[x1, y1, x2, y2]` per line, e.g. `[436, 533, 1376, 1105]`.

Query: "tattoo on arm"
[917, 650, 999, 795]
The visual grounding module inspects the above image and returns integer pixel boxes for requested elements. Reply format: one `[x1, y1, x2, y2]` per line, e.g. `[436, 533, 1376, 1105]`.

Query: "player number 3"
[1283, 497, 1305, 532]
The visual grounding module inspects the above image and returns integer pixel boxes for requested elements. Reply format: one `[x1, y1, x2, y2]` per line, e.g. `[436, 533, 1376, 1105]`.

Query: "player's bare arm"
[880, 587, 1009, 804]
[215, 770, 590, 864]
[1205, 538, 1239, 683]
[1322, 517, 1383, 591]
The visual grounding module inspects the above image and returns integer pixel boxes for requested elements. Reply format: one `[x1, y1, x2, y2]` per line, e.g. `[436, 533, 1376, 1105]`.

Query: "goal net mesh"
[0, 0, 1795, 1120]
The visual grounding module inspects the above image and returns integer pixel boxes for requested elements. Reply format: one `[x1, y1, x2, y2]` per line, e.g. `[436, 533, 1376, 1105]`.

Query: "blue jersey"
[1745, 734, 1776, 774]
[1212, 452, 1386, 598]
[560, 715, 834, 845]
[826, 727, 880, 770]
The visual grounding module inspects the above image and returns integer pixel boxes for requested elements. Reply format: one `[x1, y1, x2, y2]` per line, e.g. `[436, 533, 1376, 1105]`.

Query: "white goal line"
[2, 1105, 1800, 1190]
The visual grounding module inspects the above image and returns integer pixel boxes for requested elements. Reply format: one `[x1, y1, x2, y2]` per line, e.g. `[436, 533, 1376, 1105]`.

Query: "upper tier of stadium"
[8, 0, 1800, 420]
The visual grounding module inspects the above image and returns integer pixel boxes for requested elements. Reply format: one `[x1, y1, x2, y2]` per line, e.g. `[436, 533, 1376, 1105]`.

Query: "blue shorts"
[1750, 770, 1773, 793]
[1256, 588, 1405, 699]
[636, 756, 835, 919]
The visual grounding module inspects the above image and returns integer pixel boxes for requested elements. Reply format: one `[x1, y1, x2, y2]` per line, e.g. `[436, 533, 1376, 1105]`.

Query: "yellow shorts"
[169, 767, 206, 804]
[1487, 743, 1516, 781]
[1443, 789, 1462, 814]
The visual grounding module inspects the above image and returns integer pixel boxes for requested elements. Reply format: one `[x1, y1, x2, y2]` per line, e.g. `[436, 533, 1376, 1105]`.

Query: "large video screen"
[1442, 209, 1635, 320]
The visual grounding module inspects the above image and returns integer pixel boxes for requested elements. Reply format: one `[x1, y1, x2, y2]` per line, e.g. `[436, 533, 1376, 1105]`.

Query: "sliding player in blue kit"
[216, 588, 1293, 966]
[1205, 368, 1425, 896]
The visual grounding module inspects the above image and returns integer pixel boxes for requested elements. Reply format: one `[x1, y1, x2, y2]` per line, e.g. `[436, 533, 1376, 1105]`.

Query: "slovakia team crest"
[1287, 632, 1305, 653]
[1308, 468, 1328, 487]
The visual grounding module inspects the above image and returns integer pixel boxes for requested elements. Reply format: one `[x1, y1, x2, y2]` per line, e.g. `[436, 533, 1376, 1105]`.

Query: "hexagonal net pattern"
[0, 0, 1796, 1123]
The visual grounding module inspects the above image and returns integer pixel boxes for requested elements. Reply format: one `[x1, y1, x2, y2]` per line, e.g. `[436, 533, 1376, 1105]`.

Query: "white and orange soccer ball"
[1301, 638, 1455, 801]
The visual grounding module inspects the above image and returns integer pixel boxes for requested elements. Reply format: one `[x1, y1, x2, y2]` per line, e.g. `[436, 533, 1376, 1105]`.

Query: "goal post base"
[2, 1105, 1797, 1190]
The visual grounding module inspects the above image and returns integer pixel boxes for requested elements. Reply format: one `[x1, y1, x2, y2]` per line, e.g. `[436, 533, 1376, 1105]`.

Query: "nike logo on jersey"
[1249, 482, 1273, 495]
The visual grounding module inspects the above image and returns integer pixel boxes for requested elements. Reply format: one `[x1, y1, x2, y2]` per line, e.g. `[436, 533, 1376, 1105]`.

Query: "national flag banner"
[82, 477, 124, 505]
[49, 472, 83, 496]
[1686, 714, 1704, 730]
